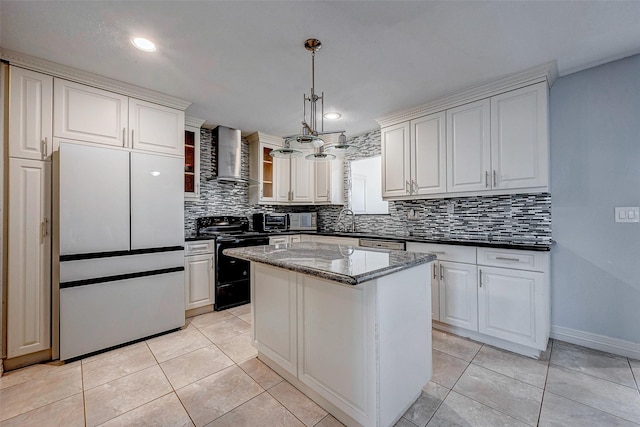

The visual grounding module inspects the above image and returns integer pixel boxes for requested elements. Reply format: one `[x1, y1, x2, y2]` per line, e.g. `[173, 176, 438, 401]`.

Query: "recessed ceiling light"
[323, 112, 342, 120]
[131, 37, 157, 52]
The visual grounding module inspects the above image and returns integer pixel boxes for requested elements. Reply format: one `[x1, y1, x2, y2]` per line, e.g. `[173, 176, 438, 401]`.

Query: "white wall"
[550, 54, 640, 347]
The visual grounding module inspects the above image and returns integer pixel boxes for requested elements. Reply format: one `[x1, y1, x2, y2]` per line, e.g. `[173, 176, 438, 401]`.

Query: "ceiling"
[2, 1, 640, 137]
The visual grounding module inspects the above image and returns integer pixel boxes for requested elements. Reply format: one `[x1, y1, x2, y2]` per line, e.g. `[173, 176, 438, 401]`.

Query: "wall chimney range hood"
[213, 125, 247, 183]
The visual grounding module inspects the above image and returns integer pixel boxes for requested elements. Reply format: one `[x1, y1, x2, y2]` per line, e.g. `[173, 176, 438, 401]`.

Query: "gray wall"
[550, 55, 640, 344]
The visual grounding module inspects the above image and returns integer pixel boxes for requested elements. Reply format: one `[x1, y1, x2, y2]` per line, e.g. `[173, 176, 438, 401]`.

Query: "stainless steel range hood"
[214, 125, 247, 183]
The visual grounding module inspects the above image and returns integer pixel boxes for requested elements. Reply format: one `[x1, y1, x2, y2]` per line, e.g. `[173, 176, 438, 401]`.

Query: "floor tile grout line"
[450, 347, 544, 427]
[444, 388, 536, 427]
[81, 360, 88, 427]
[547, 360, 639, 390]
[542, 390, 640, 426]
[266, 385, 324, 427]
[627, 358, 640, 391]
[422, 386, 452, 427]
[534, 339, 554, 426]
[200, 383, 267, 426]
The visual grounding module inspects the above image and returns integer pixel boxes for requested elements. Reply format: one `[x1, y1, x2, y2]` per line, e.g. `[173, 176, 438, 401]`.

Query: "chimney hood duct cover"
[214, 126, 246, 183]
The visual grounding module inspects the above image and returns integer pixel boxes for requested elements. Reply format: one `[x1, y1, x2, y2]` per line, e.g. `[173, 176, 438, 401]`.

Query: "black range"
[195, 216, 270, 311]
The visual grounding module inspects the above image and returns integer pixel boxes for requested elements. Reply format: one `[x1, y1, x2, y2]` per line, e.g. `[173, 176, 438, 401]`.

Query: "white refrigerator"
[57, 142, 185, 360]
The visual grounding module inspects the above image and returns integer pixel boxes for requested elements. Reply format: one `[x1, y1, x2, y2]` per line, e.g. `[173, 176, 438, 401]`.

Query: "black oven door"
[215, 237, 269, 311]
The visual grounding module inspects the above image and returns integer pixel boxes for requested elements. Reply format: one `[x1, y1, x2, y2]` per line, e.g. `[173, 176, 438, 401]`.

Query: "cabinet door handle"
[479, 269, 483, 287]
[412, 180, 418, 194]
[485, 171, 489, 187]
[439, 264, 444, 281]
[495, 256, 520, 262]
[41, 138, 48, 159]
[406, 180, 411, 194]
[131, 129, 134, 146]
[41, 218, 48, 241]
[190, 244, 209, 251]
[122, 128, 126, 146]
[432, 251, 445, 254]
[433, 263, 437, 280]
[493, 170, 497, 187]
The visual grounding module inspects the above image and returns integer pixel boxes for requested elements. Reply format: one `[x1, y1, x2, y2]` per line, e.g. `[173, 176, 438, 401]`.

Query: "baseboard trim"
[550, 326, 640, 360]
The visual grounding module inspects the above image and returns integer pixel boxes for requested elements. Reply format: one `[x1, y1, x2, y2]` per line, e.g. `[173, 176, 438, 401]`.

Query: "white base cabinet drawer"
[406, 242, 476, 264]
[477, 247, 546, 272]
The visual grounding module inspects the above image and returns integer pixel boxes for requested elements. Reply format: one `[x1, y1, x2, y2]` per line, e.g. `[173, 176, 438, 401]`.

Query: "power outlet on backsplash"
[407, 208, 419, 221]
[447, 201, 455, 214]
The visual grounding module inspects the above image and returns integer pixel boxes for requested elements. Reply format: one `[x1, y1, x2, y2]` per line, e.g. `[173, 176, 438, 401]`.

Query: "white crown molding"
[246, 131, 283, 146]
[0, 48, 192, 110]
[185, 116, 206, 128]
[376, 61, 558, 128]
[551, 325, 640, 360]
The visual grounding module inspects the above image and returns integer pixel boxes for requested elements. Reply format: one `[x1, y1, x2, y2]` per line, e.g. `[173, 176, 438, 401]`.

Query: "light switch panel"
[615, 207, 640, 223]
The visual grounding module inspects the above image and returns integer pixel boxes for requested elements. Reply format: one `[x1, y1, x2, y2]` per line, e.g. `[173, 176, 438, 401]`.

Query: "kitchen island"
[224, 242, 436, 427]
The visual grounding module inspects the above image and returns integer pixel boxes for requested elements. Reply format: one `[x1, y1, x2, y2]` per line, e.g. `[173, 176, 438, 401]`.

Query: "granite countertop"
[186, 230, 552, 251]
[223, 242, 436, 286]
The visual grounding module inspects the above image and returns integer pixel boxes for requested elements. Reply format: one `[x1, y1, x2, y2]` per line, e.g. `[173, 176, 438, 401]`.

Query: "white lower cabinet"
[252, 263, 298, 376]
[478, 267, 544, 347]
[476, 247, 549, 352]
[252, 261, 432, 427]
[184, 241, 215, 310]
[7, 158, 51, 358]
[407, 242, 550, 357]
[439, 261, 478, 330]
[269, 234, 302, 245]
[309, 235, 360, 246]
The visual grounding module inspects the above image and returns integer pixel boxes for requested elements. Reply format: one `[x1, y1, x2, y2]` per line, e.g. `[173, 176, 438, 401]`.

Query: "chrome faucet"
[337, 208, 355, 232]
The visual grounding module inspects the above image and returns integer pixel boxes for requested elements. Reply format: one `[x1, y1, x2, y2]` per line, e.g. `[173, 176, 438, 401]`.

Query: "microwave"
[289, 212, 317, 231]
[253, 213, 289, 232]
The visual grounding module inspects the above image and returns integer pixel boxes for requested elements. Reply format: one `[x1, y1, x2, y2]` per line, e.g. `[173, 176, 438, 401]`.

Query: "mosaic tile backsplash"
[185, 128, 552, 245]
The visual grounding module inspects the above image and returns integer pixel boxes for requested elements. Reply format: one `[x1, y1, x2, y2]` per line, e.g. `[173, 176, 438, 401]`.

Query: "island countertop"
[223, 242, 436, 286]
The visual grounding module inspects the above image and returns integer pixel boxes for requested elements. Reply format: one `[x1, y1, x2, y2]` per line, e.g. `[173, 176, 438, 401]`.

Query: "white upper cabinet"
[446, 99, 491, 193]
[54, 79, 185, 155]
[412, 112, 447, 195]
[290, 156, 314, 203]
[9, 67, 53, 160]
[184, 118, 205, 200]
[314, 159, 344, 205]
[54, 79, 128, 147]
[378, 66, 553, 200]
[381, 121, 411, 198]
[248, 132, 283, 205]
[382, 112, 446, 198]
[129, 98, 185, 156]
[275, 157, 291, 203]
[491, 82, 549, 190]
[313, 161, 331, 203]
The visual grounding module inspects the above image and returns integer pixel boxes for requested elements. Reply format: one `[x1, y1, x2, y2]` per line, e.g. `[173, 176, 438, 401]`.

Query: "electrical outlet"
[407, 208, 418, 220]
[615, 207, 639, 223]
[447, 201, 455, 214]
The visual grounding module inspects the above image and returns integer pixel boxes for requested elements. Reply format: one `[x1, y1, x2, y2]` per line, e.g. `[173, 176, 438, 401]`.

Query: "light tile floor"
[0, 305, 639, 426]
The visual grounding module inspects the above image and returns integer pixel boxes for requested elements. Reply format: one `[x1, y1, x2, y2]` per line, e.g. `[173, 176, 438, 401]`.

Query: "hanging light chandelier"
[272, 38, 355, 161]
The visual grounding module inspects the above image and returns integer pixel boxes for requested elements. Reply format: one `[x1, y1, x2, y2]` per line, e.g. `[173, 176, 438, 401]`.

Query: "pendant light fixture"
[281, 38, 349, 161]
[269, 139, 304, 159]
[324, 132, 357, 156]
